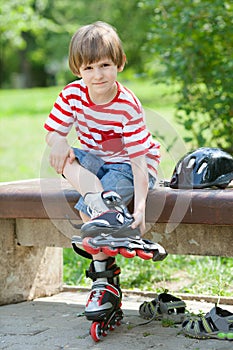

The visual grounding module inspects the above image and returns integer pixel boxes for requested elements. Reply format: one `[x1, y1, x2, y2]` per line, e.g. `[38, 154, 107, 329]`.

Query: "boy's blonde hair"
[69, 21, 125, 76]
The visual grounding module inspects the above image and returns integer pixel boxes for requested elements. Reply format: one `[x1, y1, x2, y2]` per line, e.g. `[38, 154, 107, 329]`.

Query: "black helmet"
[170, 147, 233, 189]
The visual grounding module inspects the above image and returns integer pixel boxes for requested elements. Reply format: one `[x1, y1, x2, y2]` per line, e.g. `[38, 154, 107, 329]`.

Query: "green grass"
[1, 81, 232, 297]
[64, 249, 233, 297]
[0, 86, 60, 181]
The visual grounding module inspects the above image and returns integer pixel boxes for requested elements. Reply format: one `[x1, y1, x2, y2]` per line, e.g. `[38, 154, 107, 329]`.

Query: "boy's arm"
[130, 155, 149, 235]
[46, 131, 75, 174]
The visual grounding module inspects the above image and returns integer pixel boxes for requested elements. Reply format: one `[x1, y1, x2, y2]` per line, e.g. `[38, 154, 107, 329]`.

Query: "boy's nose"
[94, 67, 103, 79]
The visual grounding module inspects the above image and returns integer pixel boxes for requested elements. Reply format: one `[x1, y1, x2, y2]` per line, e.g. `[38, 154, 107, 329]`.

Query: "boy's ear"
[118, 54, 126, 72]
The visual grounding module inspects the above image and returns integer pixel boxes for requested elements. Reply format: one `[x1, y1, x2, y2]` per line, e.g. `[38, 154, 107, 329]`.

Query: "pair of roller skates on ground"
[71, 190, 167, 342]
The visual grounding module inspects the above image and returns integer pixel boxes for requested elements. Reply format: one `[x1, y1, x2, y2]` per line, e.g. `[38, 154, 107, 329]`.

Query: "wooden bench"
[0, 178, 232, 305]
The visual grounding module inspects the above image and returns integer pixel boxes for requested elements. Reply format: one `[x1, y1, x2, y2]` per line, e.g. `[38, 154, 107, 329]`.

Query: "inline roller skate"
[72, 190, 167, 261]
[84, 258, 123, 342]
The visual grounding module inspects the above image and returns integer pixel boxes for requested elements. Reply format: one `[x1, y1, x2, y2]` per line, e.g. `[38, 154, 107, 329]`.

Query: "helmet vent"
[177, 162, 182, 174]
[187, 157, 196, 169]
[197, 162, 207, 174]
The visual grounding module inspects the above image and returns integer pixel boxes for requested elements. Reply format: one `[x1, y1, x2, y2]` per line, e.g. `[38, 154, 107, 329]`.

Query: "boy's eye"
[82, 62, 112, 71]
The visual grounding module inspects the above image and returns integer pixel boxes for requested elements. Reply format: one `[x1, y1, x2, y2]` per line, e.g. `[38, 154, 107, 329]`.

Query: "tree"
[142, 0, 233, 153]
[0, 0, 151, 88]
[0, 0, 62, 87]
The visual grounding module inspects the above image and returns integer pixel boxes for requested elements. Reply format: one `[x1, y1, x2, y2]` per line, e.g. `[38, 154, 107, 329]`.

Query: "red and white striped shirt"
[44, 80, 160, 177]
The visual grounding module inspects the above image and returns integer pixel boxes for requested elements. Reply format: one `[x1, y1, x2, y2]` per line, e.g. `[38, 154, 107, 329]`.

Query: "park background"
[0, 0, 232, 296]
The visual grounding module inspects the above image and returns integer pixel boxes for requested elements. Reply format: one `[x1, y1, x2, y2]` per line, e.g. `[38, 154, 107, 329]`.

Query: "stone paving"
[1, 291, 233, 350]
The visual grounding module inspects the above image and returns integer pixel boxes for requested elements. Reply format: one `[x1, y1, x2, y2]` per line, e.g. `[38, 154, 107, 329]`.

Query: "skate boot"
[72, 190, 167, 261]
[85, 258, 123, 342]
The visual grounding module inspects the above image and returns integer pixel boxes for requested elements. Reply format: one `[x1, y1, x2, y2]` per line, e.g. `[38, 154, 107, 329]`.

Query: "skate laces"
[102, 190, 122, 206]
[89, 283, 120, 299]
[87, 203, 127, 225]
[89, 288, 103, 303]
[102, 191, 127, 215]
[87, 206, 124, 222]
[86, 191, 123, 219]
[87, 190, 132, 222]
[87, 205, 104, 219]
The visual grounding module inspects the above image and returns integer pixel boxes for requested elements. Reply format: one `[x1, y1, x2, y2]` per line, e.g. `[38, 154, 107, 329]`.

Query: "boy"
[44, 21, 161, 339]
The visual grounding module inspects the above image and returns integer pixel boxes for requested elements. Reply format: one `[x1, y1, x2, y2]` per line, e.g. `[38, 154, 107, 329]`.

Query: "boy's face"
[78, 58, 124, 103]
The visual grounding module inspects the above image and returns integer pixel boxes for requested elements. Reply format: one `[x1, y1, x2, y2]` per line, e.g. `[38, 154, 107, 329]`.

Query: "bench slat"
[0, 179, 232, 225]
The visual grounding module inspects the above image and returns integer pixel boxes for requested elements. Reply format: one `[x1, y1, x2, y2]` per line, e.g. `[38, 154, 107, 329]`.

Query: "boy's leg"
[63, 157, 103, 196]
[78, 209, 122, 326]
[84, 257, 122, 324]
[79, 210, 108, 261]
[63, 159, 113, 220]
[63, 157, 134, 236]
[65, 160, 141, 253]
[63, 160, 110, 262]
[65, 157, 166, 260]
[64, 160, 122, 326]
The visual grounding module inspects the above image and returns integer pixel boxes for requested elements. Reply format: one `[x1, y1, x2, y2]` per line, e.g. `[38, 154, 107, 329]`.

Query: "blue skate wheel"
[101, 246, 119, 256]
[119, 247, 136, 258]
[90, 321, 102, 342]
[136, 249, 153, 260]
[82, 237, 101, 255]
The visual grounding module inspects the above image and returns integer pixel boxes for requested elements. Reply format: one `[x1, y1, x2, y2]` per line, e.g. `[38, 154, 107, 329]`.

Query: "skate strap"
[72, 242, 92, 260]
[86, 266, 121, 280]
[66, 215, 83, 230]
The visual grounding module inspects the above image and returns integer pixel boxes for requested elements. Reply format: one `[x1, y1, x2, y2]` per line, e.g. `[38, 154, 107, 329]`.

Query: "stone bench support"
[1, 178, 232, 305]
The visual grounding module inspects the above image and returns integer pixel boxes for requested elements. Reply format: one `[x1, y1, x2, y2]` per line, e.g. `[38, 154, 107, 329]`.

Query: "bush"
[142, 0, 233, 152]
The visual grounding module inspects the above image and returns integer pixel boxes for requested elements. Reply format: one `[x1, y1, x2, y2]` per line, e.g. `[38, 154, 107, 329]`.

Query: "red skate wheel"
[82, 237, 100, 255]
[119, 247, 136, 258]
[101, 246, 119, 256]
[90, 321, 101, 342]
[136, 249, 153, 260]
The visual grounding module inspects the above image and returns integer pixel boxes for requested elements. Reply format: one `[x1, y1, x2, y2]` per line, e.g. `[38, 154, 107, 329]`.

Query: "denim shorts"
[72, 148, 156, 216]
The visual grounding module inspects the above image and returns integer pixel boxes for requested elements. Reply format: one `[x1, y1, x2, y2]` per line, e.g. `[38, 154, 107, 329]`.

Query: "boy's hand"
[47, 132, 72, 174]
[49, 139, 69, 174]
[68, 148, 76, 164]
[46, 132, 76, 174]
[131, 209, 146, 235]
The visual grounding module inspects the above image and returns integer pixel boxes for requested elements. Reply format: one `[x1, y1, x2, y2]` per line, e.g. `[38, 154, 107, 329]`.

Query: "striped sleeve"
[44, 90, 75, 136]
[123, 109, 151, 158]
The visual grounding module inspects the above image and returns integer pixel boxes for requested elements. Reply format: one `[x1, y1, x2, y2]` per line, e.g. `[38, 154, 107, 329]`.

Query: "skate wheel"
[90, 321, 102, 342]
[101, 246, 119, 256]
[82, 237, 100, 255]
[119, 247, 136, 258]
[136, 249, 153, 260]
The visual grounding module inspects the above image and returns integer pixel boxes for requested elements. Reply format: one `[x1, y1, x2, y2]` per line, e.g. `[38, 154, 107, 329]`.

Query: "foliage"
[0, 0, 77, 87]
[0, 0, 57, 49]
[63, 249, 233, 297]
[142, 0, 233, 153]
[0, 0, 150, 88]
